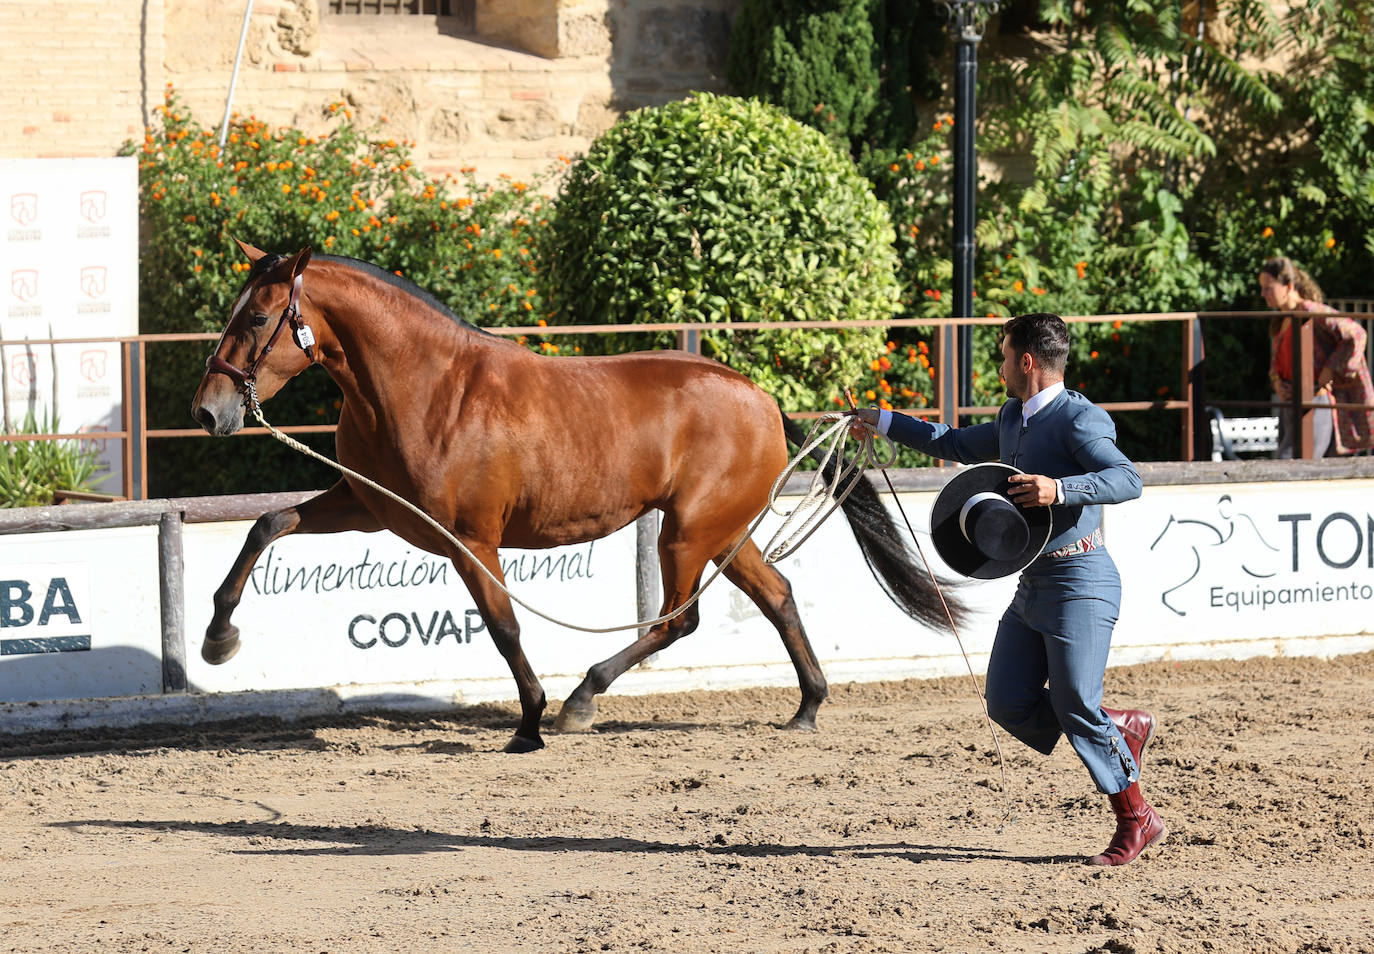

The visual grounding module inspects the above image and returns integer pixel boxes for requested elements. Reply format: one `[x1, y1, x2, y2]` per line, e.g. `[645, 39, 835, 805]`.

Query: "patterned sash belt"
[1046, 527, 1104, 559]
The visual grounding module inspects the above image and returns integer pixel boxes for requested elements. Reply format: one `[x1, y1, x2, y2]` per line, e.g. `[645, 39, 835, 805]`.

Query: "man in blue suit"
[848, 312, 1165, 866]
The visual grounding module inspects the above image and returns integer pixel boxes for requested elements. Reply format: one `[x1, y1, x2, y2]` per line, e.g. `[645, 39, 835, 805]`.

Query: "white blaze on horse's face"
[191, 263, 283, 436]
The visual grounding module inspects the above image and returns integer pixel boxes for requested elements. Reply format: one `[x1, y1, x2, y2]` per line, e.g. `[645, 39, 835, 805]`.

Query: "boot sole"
[1085, 822, 1168, 866]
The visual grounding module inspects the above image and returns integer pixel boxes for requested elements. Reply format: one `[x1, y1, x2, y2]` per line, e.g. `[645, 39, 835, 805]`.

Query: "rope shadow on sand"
[48, 817, 1075, 865]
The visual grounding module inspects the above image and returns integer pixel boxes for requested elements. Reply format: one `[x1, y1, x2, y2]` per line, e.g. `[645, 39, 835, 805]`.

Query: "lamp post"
[939, 0, 998, 424]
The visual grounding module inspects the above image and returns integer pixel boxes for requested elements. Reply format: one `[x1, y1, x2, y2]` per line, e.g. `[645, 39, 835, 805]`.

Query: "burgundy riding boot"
[1087, 782, 1166, 866]
[1103, 707, 1156, 771]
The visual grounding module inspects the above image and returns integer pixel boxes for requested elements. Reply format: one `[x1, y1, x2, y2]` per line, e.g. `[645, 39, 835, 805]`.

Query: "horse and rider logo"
[10, 193, 37, 227]
[80, 350, 107, 383]
[10, 270, 38, 303]
[1149, 494, 1281, 616]
[79, 266, 107, 299]
[79, 190, 107, 223]
[9, 354, 36, 388]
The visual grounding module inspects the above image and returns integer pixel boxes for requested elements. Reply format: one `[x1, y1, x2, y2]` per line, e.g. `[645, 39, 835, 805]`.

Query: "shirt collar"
[1021, 381, 1065, 423]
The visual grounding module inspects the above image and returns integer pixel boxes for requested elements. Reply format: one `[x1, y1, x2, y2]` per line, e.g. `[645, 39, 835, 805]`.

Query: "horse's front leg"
[450, 543, 547, 753]
[203, 480, 381, 664]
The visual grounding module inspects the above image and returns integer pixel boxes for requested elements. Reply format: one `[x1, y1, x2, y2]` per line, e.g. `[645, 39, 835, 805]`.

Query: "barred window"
[328, 1, 467, 16]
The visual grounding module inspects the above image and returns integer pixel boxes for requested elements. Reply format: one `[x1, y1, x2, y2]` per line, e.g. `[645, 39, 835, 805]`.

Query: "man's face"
[999, 336, 1028, 401]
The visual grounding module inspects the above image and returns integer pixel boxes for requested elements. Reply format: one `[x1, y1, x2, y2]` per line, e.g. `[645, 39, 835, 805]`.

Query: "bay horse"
[191, 243, 963, 752]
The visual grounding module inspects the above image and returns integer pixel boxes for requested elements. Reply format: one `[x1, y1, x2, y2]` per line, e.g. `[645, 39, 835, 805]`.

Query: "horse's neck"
[316, 267, 480, 418]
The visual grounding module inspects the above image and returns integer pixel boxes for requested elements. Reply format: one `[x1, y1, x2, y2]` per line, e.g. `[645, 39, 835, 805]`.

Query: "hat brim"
[930, 462, 1053, 579]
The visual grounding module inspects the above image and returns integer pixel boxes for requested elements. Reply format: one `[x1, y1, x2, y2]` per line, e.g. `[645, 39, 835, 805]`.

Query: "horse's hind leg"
[718, 541, 828, 730]
[203, 480, 380, 664]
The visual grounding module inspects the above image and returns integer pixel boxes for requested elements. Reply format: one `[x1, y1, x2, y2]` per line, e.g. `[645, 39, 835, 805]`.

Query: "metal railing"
[2, 306, 1372, 501]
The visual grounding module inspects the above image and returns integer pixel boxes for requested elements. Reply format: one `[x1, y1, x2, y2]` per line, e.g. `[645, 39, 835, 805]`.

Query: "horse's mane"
[319, 254, 492, 335]
[239, 250, 489, 336]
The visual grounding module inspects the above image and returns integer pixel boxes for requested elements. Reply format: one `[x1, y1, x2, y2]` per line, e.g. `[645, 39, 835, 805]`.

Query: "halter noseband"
[206, 270, 316, 389]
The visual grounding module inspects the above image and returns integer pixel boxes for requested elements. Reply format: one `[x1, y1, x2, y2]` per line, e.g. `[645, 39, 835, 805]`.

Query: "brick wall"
[2, 0, 166, 158]
[2, 0, 739, 183]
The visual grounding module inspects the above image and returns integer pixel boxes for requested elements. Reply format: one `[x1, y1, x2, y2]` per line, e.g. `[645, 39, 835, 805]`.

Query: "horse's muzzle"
[191, 393, 245, 436]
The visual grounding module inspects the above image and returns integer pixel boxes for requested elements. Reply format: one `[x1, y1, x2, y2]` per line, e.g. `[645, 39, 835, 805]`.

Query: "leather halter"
[206, 271, 315, 387]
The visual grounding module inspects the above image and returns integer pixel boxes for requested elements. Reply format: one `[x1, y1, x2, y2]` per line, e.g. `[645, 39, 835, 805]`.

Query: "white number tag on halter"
[295, 325, 316, 350]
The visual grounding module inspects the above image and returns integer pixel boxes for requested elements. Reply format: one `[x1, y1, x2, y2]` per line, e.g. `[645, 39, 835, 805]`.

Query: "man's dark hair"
[1002, 312, 1070, 376]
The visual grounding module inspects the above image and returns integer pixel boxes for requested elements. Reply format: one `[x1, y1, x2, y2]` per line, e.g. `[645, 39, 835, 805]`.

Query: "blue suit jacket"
[886, 389, 1142, 555]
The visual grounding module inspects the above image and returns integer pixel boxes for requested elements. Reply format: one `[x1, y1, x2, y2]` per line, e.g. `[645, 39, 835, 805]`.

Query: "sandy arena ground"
[2, 650, 1373, 954]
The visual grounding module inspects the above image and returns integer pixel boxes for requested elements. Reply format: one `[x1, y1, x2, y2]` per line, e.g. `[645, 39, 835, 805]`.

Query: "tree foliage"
[544, 92, 899, 410]
[727, 0, 946, 154]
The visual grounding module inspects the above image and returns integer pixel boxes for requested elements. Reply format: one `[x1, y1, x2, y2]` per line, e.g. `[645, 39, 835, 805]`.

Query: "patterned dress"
[1269, 301, 1374, 454]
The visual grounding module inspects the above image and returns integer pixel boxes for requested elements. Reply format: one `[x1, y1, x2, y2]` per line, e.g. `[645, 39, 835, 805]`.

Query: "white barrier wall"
[0, 525, 161, 702]
[2, 474, 1372, 724]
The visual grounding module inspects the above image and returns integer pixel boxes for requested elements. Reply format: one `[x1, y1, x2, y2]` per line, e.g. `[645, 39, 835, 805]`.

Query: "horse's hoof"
[503, 734, 545, 754]
[783, 715, 819, 732]
[554, 700, 598, 732]
[202, 627, 241, 665]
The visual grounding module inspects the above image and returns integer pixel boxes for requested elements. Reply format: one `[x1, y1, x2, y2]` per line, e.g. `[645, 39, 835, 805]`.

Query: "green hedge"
[543, 92, 899, 411]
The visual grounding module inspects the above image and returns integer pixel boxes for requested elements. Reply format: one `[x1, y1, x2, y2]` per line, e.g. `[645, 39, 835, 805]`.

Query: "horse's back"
[468, 347, 788, 545]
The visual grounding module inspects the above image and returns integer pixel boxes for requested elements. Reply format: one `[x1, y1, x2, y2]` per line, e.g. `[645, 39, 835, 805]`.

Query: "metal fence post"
[1185, 315, 1207, 461]
[128, 339, 146, 500]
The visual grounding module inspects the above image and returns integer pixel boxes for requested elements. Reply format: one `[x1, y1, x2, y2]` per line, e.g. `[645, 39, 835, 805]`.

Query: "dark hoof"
[503, 734, 545, 754]
[553, 700, 598, 732]
[202, 627, 241, 665]
[783, 715, 819, 732]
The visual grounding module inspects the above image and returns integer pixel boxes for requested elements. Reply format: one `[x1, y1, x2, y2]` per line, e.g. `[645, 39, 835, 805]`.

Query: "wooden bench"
[1208, 407, 1279, 461]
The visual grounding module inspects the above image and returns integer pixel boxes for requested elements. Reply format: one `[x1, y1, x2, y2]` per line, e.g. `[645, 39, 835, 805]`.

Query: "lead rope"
[246, 384, 1012, 822]
[872, 464, 1016, 831]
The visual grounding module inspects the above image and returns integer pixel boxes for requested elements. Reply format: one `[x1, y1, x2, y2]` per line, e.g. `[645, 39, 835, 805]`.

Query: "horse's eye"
[251, 313, 269, 328]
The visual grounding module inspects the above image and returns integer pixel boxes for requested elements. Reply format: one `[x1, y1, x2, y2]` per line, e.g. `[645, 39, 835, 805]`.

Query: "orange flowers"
[1261, 226, 1274, 238]
[1075, 261, 1087, 280]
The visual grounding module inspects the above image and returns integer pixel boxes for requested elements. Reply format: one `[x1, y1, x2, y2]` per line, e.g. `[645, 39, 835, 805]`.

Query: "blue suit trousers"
[984, 551, 1137, 794]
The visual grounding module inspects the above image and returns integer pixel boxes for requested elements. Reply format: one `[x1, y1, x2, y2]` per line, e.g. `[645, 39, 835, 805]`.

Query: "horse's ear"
[288, 246, 312, 278]
[235, 239, 267, 263]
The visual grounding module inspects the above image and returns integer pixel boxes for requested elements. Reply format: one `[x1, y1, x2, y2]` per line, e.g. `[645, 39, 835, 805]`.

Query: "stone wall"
[2, 0, 740, 184]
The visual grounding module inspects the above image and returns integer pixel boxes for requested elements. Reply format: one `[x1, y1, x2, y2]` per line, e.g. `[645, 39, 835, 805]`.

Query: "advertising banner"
[3, 476, 1372, 709]
[181, 521, 640, 695]
[0, 526, 161, 702]
[1113, 480, 1374, 657]
[1, 157, 139, 495]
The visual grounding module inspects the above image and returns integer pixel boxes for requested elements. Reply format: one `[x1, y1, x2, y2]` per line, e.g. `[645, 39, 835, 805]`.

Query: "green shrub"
[544, 92, 899, 411]
[727, 0, 945, 154]
[125, 90, 553, 497]
[0, 413, 102, 508]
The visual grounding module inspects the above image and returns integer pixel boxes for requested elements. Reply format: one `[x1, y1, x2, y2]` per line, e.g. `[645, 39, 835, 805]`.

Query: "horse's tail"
[780, 412, 966, 632]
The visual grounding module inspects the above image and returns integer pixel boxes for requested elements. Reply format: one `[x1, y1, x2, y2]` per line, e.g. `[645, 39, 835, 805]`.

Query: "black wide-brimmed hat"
[930, 462, 1053, 579]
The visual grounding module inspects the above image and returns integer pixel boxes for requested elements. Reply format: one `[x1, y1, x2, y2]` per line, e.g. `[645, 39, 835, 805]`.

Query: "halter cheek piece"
[206, 271, 315, 391]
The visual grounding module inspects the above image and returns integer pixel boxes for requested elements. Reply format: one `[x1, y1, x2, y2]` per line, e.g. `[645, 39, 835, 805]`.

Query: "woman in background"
[1259, 256, 1374, 457]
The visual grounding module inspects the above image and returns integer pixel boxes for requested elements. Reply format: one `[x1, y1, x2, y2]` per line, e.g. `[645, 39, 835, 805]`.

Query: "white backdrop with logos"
[1, 157, 139, 494]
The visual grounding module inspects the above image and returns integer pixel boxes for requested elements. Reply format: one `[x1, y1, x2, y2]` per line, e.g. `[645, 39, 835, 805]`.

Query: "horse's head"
[191, 241, 317, 435]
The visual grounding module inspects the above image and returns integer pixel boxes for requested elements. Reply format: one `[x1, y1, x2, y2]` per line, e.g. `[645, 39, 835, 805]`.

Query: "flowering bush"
[126, 88, 554, 496]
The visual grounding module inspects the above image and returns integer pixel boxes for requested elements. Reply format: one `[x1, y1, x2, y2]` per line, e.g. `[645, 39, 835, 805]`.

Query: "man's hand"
[1007, 473, 1057, 507]
[845, 407, 880, 440]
